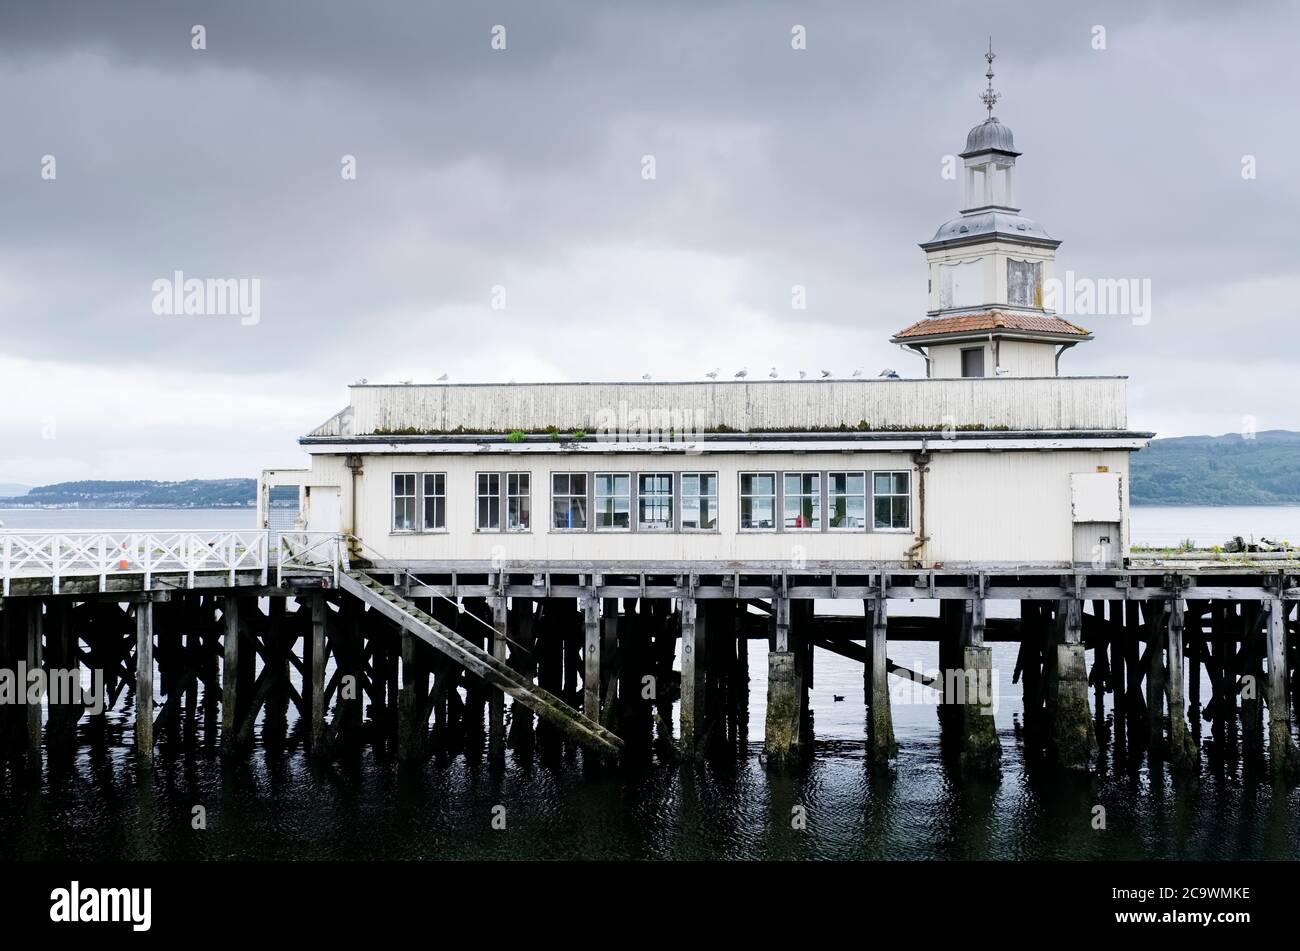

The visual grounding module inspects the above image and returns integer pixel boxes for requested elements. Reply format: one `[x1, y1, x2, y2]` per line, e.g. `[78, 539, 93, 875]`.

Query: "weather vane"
[980, 37, 1000, 117]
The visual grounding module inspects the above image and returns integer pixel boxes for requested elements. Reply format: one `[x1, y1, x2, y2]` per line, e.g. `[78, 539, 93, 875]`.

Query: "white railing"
[0, 530, 350, 595]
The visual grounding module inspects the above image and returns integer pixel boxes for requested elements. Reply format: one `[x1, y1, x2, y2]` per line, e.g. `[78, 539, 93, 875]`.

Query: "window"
[393, 473, 417, 532]
[1007, 259, 1042, 307]
[739, 472, 776, 530]
[476, 473, 501, 531]
[939, 258, 984, 309]
[638, 473, 674, 530]
[681, 472, 718, 531]
[552, 473, 588, 530]
[594, 473, 631, 530]
[783, 472, 821, 530]
[961, 347, 985, 378]
[422, 473, 446, 531]
[506, 473, 530, 532]
[873, 471, 912, 531]
[828, 472, 867, 530]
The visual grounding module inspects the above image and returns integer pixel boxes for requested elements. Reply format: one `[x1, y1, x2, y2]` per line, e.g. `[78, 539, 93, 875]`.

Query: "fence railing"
[0, 530, 350, 595]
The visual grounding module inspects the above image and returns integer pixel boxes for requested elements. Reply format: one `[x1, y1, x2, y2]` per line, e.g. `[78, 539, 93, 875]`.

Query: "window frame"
[680, 471, 719, 533]
[593, 471, 633, 532]
[637, 471, 675, 532]
[781, 471, 822, 532]
[392, 472, 418, 534]
[550, 471, 590, 532]
[827, 470, 868, 532]
[871, 470, 913, 533]
[738, 471, 778, 533]
[505, 471, 531, 533]
[421, 472, 447, 532]
[960, 346, 986, 379]
[475, 472, 502, 532]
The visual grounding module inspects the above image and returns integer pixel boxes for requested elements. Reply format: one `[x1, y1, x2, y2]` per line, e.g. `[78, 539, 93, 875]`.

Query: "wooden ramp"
[339, 569, 624, 758]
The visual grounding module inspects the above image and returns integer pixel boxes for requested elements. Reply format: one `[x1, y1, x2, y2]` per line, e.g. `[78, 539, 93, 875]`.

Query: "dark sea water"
[3, 506, 1300, 860]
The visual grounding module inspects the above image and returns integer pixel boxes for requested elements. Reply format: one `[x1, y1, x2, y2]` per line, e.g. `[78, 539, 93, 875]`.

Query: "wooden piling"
[135, 597, 153, 758]
[679, 593, 703, 753]
[489, 594, 508, 751]
[866, 595, 896, 762]
[309, 594, 328, 754]
[763, 594, 801, 765]
[958, 593, 999, 773]
[1264, 597, 1300, 776]
[1165, 597, 1196, 769]
[1049, 596, 1095, 770]
[583, 592, 601, 723]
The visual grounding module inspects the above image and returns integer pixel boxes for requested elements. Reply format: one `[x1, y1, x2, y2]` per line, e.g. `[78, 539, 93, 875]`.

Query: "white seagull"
[851, 368, 863, 378]
[820, 369, 831, 378]
[437, 372, 449, 381]
[734, 367, 748, 379]
[768, 367, 779, 379]
[705, 368, 719, 379]
[642, 373, 652, 381]
[798, 370, 807, 379]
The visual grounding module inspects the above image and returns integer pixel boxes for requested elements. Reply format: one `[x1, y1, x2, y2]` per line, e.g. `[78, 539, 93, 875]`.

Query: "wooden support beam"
[221, 596, 239, 753]
[763, 594, 801, 765]
[583, 593, 601, 722]
[489, 595, 507, 751]
[679, 594, 704, 753]
[25, 600, 43, 756]
[135, 598, 153, 758]
[309, 594, 328, 754]
[866, 597, 896, 762]
[1165, 597, 1195, 769]
[1146, 601, 1166, 754]
[1049, 597, 1095, 770]
[1265, 597, 1300, 776]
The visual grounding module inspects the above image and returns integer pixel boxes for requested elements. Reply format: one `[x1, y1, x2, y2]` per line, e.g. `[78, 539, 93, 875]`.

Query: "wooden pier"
[2, 530, 1299, 779]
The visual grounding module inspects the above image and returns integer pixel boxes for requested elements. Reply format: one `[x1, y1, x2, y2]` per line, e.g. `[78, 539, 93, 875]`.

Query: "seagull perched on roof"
[820, 370, 831, 378]
[642, 373, 652, 381]
[705, 368, 719, 379]
[399, 379, 413, 385]
[878, 368, 900, 379]
[734, 367, 748, 379]
[768, 367, 778, 379]
[437, 372, 449, 382]
[798, 370, 807, 379]
[851, 368, 862, 378]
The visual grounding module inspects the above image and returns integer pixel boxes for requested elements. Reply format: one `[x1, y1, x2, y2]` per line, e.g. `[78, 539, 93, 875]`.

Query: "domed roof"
[961, 117, 1019, 156]
[921, 210, 1059, 250]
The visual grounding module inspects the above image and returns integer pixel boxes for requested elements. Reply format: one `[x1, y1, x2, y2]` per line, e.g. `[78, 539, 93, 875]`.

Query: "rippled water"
[3, 507, 1300, 859]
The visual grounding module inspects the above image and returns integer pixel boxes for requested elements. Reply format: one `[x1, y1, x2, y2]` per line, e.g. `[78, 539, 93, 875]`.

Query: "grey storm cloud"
[1, 0, 1298, 483]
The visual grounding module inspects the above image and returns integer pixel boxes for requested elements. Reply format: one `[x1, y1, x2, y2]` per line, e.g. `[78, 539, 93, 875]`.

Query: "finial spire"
[980, 37, 1000, 118]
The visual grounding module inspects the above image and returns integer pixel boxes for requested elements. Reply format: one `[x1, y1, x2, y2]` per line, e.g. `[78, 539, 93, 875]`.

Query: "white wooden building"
[261, 110, 1150, 570]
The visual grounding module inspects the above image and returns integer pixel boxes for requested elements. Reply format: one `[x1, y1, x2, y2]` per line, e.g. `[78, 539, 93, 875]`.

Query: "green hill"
[0, 479, 255, 509]
[1130, 430, 1300, 505]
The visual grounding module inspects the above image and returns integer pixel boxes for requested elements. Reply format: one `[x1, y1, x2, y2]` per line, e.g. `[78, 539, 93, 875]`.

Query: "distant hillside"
[1131, 430, 1300, 505]
[0, 479, 255, 509]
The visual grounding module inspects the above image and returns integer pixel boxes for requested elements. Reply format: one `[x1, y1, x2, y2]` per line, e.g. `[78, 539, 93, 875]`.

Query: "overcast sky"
[2, 0, 1297, 486]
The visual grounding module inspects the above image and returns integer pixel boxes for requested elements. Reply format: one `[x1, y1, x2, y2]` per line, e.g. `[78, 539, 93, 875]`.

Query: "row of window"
[392, 470, 912, 534]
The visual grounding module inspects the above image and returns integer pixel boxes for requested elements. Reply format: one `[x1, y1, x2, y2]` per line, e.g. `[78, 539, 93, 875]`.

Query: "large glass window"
[828, 472, 867, 530]
[476, 473, 501, 531]
[422, 473, 446, 531]
[739, 472, 776, 531]
[552, 473, 588, 530]
[681, 472, 718, 531]
[594, 473, 631, 530]
[638, 473, 674, 530]
[783, 472, 821, 530]
[506, 473, 530, 532]
[393, 473, 417, 532]
[872, 471, 912, 531]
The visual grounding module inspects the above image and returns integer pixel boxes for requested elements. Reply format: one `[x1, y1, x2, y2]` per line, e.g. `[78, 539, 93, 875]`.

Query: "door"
[1070, 471, 1122, 567]
[305, 485, 341, 534]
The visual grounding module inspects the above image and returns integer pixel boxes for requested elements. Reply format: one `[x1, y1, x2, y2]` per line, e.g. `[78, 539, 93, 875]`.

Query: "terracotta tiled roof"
[892, 310, 1091, 340]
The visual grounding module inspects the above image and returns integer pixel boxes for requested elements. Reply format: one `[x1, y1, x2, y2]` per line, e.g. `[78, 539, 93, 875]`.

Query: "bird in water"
[833, 694, 845, 702]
